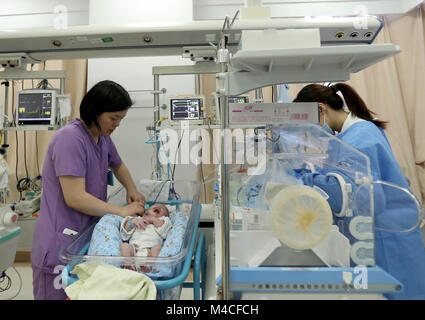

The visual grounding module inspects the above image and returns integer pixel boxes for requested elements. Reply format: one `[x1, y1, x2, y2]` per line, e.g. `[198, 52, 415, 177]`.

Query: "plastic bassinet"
[60, 180, 207, 300]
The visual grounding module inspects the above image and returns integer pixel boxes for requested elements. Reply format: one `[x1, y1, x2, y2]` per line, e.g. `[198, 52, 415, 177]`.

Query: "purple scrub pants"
[32, 265, 67, 300]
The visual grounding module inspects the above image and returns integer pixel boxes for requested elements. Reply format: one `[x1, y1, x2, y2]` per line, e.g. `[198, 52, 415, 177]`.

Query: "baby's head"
[146, 203, 169, 217]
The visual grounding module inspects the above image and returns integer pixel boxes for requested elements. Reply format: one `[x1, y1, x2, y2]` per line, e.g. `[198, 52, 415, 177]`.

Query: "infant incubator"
[217, 123, 422, 298]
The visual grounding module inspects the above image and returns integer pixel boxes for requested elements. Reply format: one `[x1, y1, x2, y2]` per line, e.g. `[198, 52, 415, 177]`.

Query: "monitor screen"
[170, 98, 201, 121]
[18, 92, 53, 124]
[228, 96, 249, 103]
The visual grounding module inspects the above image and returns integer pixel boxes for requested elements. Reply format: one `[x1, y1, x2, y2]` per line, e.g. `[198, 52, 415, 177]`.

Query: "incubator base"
[213, 213, 402, 299]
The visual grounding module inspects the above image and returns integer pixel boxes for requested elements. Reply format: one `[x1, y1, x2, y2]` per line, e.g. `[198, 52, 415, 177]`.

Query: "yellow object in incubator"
[270, 185, 332, 250]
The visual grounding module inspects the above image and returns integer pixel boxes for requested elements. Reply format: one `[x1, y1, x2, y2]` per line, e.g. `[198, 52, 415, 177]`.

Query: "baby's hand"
[131, 217, 148, 230]
[148, 216, 165, 228]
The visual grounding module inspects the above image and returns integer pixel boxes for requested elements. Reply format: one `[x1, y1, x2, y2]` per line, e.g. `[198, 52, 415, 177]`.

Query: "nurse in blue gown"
[293, 83, 425, 300]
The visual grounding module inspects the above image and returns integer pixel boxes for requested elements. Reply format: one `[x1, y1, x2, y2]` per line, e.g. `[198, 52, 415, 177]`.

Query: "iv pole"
[217, 10, 239, 301]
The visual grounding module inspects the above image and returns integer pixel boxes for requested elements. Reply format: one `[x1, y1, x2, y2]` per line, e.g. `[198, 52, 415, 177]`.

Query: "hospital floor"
[1, 261, 195, 300]
[3, 227, 425, 300]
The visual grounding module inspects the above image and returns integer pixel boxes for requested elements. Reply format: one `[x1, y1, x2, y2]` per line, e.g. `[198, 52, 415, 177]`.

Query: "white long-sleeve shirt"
[120, 216, 172, 250]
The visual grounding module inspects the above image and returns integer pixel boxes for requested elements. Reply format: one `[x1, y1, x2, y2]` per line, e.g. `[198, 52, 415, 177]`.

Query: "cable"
[200, 159, 207, 202]
[169, 132, 184, 201]
[35, 131, 40, 176]
[11, 81, 22, 199]
[17, 177, 42, 195]
[22, 81, 29, 179]
[11, 81, 16, 125]
[153, 180, 169, 203]
[195, 132, 207, 202]
[23, 132, 29, 178]
[0, 272, 11, 292]
[0, 267, 23, 300]
[147, 122, 159, 180]
[31, 64, 35, 88]
[15, 131, 20, 199]
[171, 134, 183, 182]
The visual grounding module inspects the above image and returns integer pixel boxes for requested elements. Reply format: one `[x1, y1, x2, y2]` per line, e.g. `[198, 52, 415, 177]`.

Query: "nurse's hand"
[120, 201, 145, 217]
[126, 188, 146, 206]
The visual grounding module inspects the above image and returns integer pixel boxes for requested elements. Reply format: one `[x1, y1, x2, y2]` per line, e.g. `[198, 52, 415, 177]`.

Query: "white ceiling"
[193, 0, 425, 19]
[0, 0, 89, 28]
[0, 0, 423, 29]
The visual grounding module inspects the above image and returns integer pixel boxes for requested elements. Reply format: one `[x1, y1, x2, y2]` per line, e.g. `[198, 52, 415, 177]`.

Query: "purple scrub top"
[31, 119, 122, 273]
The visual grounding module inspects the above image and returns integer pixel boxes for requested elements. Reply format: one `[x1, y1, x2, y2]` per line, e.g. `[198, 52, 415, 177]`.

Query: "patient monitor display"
[169, 96, 205, 125]
[228, 96, 249, 104]
[17, 90, 57, 125]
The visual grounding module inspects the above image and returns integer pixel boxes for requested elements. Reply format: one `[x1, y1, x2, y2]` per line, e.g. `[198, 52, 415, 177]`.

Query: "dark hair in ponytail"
[293, 83, 387, 129]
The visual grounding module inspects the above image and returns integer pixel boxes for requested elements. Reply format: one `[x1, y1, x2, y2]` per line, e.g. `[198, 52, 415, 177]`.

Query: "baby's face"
[146, 203, 169, 217]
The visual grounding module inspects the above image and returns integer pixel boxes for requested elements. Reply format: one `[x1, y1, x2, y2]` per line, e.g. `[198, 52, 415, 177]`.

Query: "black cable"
[31, 64, 34, 88]
[11, 81, 16, 125]
[11, 81, 21, 199]
[198, 133, 207, 202]
[173, 190, 181, 200]
[0, 267, 23, 299]
[0, 272, 12, 292]
[170, 133, 185, 200]
[200, 160, 207, 202]
[171, 134, 183, 182]
[15, 131, 20, 200]
[22, 81, 29, 179]
[23, 132, 29, 178]
[35, 131, 40, 176]
[17, 178, 30, 194]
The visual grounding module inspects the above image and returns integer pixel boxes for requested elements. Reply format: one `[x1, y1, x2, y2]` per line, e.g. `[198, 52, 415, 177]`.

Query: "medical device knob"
[2, 211, 18, 226]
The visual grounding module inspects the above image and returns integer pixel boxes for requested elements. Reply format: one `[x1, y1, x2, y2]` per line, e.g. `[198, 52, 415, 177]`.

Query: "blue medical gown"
[300, 121, 425, 300]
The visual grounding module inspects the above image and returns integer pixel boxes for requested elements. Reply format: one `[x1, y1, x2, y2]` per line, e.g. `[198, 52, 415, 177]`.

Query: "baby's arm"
[144, 215, 165, 228]
[120, 216, 136, 241]
[154, 216, 172, 239]
[123, 218, 132, 232]
[131, 217, 149, 229]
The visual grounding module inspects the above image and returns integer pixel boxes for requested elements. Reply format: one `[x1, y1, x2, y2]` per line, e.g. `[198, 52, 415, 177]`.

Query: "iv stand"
[217, 10, 239, 300]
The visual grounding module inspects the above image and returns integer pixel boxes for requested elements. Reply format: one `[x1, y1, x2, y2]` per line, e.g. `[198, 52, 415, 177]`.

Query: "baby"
[120, 203, 172, 258]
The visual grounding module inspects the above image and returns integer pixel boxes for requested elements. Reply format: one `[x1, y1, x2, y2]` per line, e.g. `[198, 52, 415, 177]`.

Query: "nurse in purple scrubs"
[31, 80, 146, 300]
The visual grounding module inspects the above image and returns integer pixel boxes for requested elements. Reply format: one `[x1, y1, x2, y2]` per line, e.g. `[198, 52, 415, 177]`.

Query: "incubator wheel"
[270, 185, 332, 250]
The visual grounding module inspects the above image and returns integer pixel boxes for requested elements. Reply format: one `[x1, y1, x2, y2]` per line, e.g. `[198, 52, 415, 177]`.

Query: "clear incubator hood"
[227, 123, 423, 271]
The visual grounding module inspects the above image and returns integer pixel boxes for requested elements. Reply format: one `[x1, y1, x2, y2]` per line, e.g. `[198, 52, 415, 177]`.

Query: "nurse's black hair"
[293, 83, 387, 129]
[80, 80, 133, 128]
